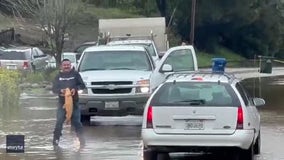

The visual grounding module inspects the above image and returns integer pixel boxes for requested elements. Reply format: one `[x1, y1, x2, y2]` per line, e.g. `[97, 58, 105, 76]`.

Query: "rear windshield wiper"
[173, 99, 205, 105]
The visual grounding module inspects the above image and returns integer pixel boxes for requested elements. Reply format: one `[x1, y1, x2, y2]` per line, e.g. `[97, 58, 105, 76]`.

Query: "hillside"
[0, 5, 144, 51]
[0, 4, 247, 65]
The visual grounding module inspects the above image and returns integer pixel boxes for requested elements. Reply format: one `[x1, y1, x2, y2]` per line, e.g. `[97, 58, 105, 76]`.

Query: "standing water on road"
[241, 76, 284, 160]
[0, 76, 284, 160]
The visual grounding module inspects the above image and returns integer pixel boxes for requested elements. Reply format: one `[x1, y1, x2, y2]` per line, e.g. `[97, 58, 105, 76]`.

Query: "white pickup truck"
[77, 45, 155, 122]
[77, 44, 198, 123]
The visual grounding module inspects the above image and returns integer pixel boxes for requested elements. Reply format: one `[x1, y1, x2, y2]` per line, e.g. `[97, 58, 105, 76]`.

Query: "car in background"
[61, 52, 78, 69]
[142, 71, 265, 160]
[0, 46, 48, 72]
[73, 41, 97, 60]
[107, 39, 160, 64]
[45, 55, 57, 69]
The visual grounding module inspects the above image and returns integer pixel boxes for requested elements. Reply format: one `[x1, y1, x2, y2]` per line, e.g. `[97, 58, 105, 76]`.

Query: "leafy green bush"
[0, 69, 21, 108]
[45, 68, 59, 82]
[23, 72, 45, 84]
[197, 46, 246, 68]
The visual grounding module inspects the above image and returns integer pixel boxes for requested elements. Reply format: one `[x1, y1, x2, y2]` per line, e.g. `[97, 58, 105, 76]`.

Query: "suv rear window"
[151, 82, 240, 107]
[0, 51, 27, 60]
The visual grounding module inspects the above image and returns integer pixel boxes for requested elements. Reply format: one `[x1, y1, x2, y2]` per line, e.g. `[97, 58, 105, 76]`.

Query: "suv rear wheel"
[143, 149, 157, 160]
[253, 132, 261, 155]
[143, 149, 170, 160]
[158, 153, 170, 160]
[240, 145, 254, 160]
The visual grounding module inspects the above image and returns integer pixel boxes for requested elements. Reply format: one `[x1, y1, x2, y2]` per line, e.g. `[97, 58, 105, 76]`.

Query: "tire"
[240, 145, 254, 160]
[158, 153, 170, 160]
[254, 132, 261, 155]
[228, 149, 241, 160]
[143, 149, 157, 160]
[31, 65, 36, 73]
[80, 115, 90, 125]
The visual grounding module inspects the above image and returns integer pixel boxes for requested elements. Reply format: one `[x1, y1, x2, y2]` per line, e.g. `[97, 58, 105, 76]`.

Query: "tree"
[1, 0, 81, 67]
[160, 0, 284, 58]
[156, 0, 166, 17]
[36, 0, 82, 66]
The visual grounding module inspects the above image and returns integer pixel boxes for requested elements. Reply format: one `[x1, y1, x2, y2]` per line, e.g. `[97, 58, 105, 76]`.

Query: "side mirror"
[161, 64, 173, 73]
[253, 98, 265, 107]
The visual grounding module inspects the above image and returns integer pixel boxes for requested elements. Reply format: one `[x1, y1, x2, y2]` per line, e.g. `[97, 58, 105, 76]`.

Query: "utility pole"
[190, 0, 196, 45]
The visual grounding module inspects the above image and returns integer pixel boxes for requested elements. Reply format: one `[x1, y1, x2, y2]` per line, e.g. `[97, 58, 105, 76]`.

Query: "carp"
[63, 88, 73, 125]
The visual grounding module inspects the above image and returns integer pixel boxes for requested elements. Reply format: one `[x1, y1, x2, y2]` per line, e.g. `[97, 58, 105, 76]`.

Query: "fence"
[0, 27, 15, 45]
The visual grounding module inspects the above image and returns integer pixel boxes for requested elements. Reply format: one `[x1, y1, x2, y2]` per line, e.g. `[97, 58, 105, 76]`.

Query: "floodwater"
[0, 76, 284, 160]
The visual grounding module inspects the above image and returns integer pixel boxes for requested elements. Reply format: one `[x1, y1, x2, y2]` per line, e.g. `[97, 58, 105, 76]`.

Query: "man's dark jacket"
[52, 70, 86, 103]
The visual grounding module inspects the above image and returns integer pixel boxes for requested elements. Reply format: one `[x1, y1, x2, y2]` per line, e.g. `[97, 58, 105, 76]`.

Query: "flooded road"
[0, 97, 143, 160]
[0, 76, 284, 160]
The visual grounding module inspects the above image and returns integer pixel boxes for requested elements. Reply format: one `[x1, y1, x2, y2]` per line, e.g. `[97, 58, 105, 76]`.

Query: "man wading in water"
[52, 59, 86, 147]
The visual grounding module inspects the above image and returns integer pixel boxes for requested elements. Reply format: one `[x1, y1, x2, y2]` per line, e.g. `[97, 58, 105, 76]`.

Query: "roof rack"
[109, 35, 155, 41]
[165, 71, 237, 83]
[103, 30, 156, 42]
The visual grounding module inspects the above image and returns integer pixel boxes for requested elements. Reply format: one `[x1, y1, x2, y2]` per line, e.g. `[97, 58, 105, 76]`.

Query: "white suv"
[142, 71, 265, 160]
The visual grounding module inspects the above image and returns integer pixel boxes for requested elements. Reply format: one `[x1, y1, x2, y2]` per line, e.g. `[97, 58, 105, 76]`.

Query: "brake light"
[146, 106, 153, 128]
[237, 106, 243, 129]
[23, 61, 29, 69]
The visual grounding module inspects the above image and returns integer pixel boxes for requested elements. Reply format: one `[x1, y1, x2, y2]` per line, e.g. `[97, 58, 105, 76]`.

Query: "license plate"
[185, 120, 204, 130]
[105, 101, 119, 110]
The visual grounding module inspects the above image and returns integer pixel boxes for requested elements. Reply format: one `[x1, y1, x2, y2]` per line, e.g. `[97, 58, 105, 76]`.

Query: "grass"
[0, 14, 15, 30]
[196, 47, 246, 68]
[22, 68, 59, 84]
[85, 6, 144, 19]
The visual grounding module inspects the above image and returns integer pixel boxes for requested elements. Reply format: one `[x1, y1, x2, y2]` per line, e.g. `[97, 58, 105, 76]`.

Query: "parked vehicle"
[77, 45, 155, 123]
[45, 55, 56, 69]
[107, 39, 160, 64]
[98, 17, 169, 53]
[61, 52, 78, 69]
[142, 71, 265, 160]
[0, 46, 48, 72]
[73, 41, 97, 60]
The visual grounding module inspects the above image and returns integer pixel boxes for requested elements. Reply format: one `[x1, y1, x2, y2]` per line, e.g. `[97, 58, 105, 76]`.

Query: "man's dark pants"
[53, 101, 84, 145]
